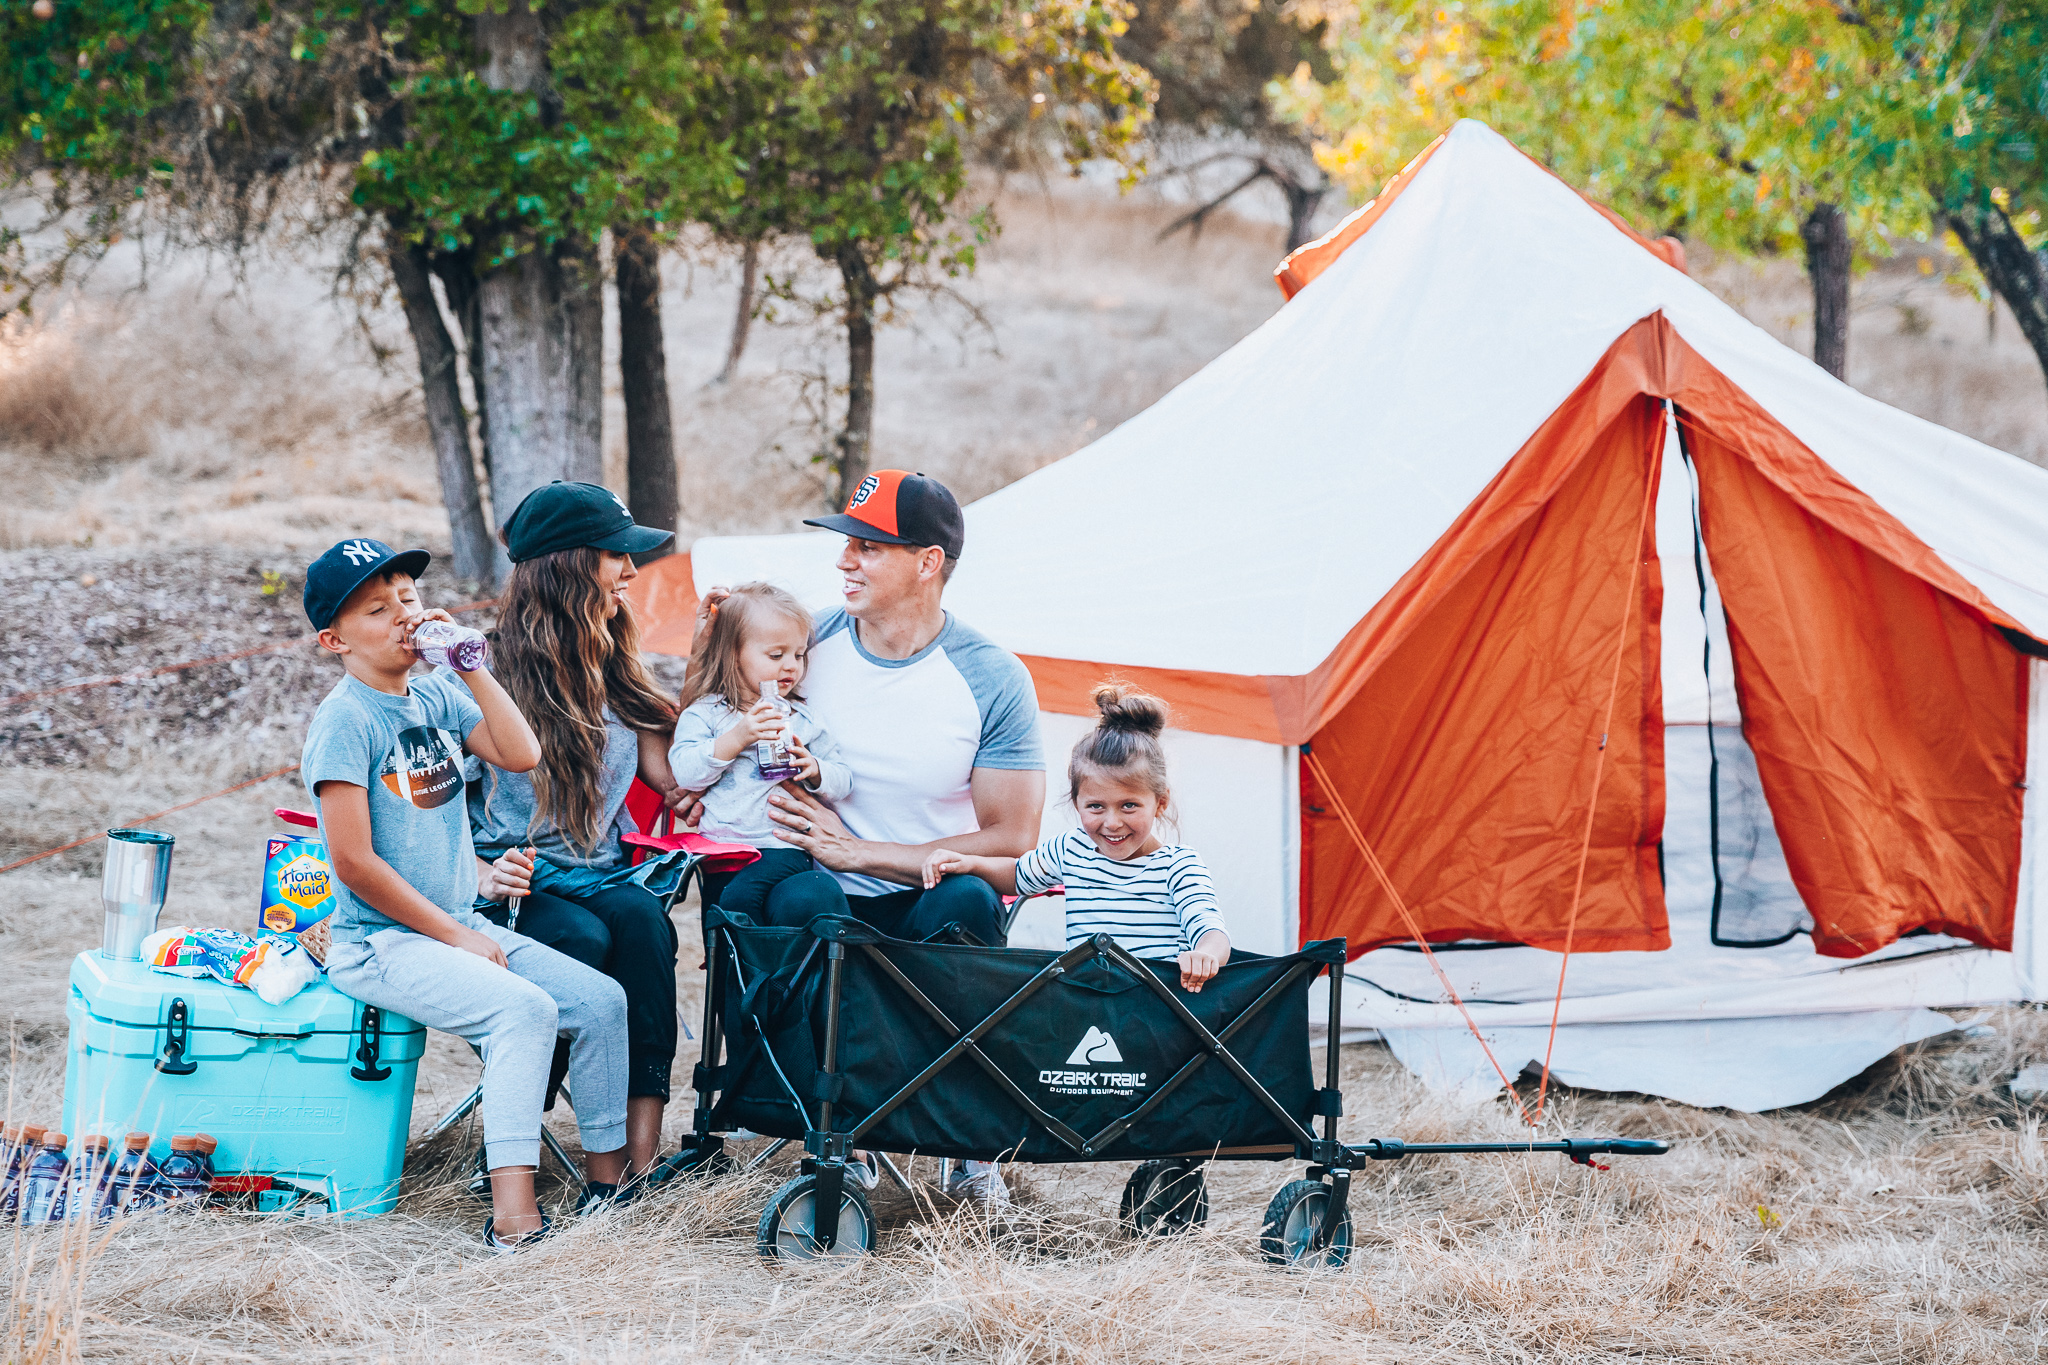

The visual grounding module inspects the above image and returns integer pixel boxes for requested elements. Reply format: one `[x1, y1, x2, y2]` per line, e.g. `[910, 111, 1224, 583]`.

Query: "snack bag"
[260, 835, 335, 935]
[139, 927, 319, 1005]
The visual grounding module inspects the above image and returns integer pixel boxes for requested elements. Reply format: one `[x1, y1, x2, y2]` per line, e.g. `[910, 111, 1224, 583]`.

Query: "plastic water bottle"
[21, 1133, 69, 1225]
[193, 1133, 219, 1187]
[411, 620, 490, 671]
[65, 1137, 115, 1222]
[112, 1134, 159, 1214]
[157, 1136, 209, 1204]
[1, 1124, 46, 1222]
[0, 1126, 24, 1220]
[755, 681, 801, 782]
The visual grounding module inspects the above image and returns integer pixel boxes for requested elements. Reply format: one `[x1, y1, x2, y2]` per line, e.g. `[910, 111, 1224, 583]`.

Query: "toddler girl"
[670, 582, 852, 921]
[923, 683, 1230, 992]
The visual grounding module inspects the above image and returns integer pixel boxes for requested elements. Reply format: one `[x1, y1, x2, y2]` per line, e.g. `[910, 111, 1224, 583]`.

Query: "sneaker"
[575, 1180, 642, 1215]
[482, 1212, 552, 1254]
[844, 1153, 880, 1193]
[945, 1161, 1010, 1209]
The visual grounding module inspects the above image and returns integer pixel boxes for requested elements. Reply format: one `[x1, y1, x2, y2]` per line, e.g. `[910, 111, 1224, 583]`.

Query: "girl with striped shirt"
[923, 683, 1231, 992]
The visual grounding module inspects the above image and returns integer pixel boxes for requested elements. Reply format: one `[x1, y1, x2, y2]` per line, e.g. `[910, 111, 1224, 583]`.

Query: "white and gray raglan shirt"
[803, 608, 1043, 897]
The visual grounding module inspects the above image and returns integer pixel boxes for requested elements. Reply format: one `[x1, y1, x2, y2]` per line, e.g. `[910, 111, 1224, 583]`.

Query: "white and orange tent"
[647, 120, 2048, 1110]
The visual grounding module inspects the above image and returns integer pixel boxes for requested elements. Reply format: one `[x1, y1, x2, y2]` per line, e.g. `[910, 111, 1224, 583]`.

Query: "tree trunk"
[833, 246, 878, 511]
[472, 0, 603, 545]
[430, 250, 490, 483]
[1943, 198, 2048, 406]
[1282, 178, 1327, 253]
[616, 227, 677, 556]
[716, 239, 760, 384]
[388, 243, 495, 586]
[1801, 202, 1850, 380]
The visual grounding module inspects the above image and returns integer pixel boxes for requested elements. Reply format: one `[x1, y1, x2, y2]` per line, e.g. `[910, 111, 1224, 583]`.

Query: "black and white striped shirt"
[1014, 828, 1226, 960]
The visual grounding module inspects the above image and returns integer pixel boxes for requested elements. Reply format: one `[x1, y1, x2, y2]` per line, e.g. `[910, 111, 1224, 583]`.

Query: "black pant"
[480, 879, 679, 1102]
[715, 847, 817, 925]
[719, 865, 1006, 945]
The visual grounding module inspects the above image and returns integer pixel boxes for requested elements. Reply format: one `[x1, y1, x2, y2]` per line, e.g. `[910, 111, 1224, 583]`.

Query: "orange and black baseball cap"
[804, 470, 964, 558]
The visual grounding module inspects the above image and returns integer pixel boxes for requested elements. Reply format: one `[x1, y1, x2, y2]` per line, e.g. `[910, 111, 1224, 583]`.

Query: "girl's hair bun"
[1069, 681, 1173, 812]
[1091, 681, 1168, 737]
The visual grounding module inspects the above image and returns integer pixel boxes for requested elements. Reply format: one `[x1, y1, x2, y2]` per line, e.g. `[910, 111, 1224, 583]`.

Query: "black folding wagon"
[667, 908, 1667, 1265]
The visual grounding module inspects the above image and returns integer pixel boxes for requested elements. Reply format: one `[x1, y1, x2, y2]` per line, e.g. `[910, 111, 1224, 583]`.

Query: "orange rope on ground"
[0, 763, 303, 876]
[1532, 438, 1665, 1122]
[0, 599, 497, 710]
[1301, 749, 1537, 1126]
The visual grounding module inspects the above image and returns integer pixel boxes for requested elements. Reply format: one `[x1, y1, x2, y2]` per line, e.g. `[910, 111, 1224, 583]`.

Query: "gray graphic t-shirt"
[468, 704, 642, 871]
[301, 670, 485, 942]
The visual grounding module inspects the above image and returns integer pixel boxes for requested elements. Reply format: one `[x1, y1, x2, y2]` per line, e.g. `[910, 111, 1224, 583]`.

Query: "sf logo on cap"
[848, 474, 880, 510]
[341, 540, 381, 566]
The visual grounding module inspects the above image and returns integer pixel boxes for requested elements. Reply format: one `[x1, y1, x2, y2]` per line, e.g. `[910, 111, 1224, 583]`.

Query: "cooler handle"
[351, 1005, 391, 1082]
[155, 998, 197, 1075]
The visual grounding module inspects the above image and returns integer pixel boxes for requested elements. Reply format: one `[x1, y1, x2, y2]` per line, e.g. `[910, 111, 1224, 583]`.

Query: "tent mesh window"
[1676, 434, 1813, 949]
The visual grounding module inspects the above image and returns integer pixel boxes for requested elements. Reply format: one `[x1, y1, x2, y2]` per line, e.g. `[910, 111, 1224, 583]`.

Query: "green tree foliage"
[1274, 0, 1924, 375]
[716, 0, 1154, 506]
[1120, 0, 1337, 251]
[1868, 0, 2048, 397]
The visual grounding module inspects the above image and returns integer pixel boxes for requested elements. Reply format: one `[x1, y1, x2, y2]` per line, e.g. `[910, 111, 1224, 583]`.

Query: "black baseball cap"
[304, 538, 432, 631]
[504, 481, 675, 564]
[803, 470, 964, 559]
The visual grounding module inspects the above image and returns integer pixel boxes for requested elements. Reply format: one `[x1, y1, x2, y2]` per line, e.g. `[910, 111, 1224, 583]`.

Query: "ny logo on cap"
[341, 540, 381, 566]
[848, 474, 880, 510]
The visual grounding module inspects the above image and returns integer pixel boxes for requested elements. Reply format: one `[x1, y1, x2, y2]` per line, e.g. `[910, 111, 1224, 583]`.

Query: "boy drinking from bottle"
[298, 537, 632, 1251]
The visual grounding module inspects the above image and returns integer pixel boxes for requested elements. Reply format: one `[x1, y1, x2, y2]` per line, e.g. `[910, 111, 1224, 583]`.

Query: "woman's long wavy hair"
[492, 546, 677, 852]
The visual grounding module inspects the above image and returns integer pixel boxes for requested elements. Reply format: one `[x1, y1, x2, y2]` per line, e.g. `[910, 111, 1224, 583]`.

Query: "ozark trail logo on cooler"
[1039, 1027, 1146, 1097]
[847, 474, 880, 510]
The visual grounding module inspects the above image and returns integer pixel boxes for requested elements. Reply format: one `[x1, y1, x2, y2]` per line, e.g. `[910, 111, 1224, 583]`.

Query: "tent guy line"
[1301, 746, 1536, 1125]
[1535, 433, 1665, 1123]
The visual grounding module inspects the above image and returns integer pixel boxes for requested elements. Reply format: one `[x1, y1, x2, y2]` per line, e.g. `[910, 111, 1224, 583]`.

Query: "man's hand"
[1177, 930, 1230, 993]
[450, 925, 509, 969]
[667, 788, 706, 830]
[767, 786, 859, 869]
[478, 847, 535, 902]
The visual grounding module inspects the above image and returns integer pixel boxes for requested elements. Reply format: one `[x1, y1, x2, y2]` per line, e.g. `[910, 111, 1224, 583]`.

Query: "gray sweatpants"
[327, 921, 628, 1170]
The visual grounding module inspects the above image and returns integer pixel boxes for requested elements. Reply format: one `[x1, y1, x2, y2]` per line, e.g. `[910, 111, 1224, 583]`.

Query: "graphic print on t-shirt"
[379, 725, 465, 810]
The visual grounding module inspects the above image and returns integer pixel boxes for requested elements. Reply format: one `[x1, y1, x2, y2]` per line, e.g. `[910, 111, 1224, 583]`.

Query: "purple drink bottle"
[412, 620, 490, 672]
[157, 1136, 209, 1204]
[65, 1136, 115, 1222]
[1, 1124, 46, 1222]
[113, 1133, 160, 1214]
[21, 1133, 69, 1225]
[755, 681, 801, 782]
[0, 1126, 23, 1221]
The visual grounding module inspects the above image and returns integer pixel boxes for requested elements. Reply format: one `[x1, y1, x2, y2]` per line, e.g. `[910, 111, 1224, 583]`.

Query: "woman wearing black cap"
[467, 480, 687, 1185]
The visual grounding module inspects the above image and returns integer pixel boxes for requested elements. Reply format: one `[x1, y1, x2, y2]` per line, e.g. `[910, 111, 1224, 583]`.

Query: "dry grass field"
[4, 179, 2048, 1362]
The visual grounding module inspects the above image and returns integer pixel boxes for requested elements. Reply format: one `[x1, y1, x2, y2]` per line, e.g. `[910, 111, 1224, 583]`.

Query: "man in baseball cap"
[693, 469, 1043, 1206]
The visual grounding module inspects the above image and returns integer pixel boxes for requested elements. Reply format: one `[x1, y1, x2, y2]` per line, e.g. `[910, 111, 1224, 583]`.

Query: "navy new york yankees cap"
[304, 538, 432, 631]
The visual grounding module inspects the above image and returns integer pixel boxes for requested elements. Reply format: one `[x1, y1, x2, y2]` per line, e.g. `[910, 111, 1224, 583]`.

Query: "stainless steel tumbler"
[100, 828, 174, 960]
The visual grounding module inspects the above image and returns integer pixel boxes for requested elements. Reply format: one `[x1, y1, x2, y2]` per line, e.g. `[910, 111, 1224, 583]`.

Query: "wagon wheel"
[756, 1173, 875, 1262]
[1119, 1159, 1210, 1237]
[1259, 1179, 1353, 1269]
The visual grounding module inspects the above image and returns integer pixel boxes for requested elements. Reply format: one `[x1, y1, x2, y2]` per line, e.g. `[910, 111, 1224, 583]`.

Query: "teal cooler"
[62, 952, 426, 1218]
